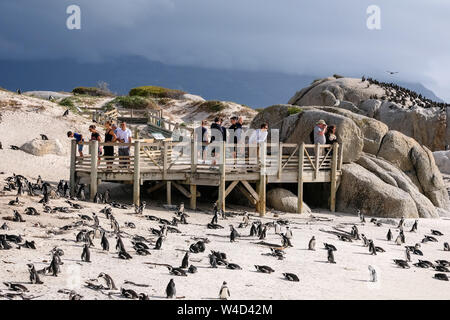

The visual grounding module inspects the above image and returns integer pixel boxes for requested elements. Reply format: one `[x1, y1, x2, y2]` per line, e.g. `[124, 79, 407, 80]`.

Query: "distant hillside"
[0, 56, 444, 108]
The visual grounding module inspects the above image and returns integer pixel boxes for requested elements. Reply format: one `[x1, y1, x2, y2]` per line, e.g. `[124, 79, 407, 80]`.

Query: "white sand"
[1, 90, 450, 300]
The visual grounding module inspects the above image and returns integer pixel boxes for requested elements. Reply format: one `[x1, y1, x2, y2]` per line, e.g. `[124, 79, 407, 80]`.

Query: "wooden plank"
[89, 140, 99, 201]
[225, 180, 239, 198]
[297, 143, 305, 213]
[241, 180, 260, 203]
[314, 143, 320, 180]
[236, 184, 257, 205]
[70, 139, 77, 197]
[172, 181, 191, 198]
[190, 184, 197, 210]
[330, 143, 338, 212]
[259, 143, 267, 216]
[133, 141, 141, 206]
[218, 141, 226, 211]
[166, 181, 172, 205]
[146, 181, 166, 194]
[277, 144, 283, 179]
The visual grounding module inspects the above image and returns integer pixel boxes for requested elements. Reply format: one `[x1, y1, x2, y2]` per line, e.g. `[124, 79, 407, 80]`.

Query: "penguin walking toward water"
[219, 281, 230, 300]
[166, 279, 176, 299]
[181, 252, 189, 269]
[386, 229, 393, 241]
[368, 265, 377, 282]
[308, 236, 316, 250]
[327, 248, 336, 264]
[27, 264, 43, 284]
[81, 243, 91, 262]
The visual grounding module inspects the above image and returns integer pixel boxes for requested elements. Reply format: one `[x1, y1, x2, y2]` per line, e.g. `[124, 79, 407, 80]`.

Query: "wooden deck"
[70, 139, 343, 216]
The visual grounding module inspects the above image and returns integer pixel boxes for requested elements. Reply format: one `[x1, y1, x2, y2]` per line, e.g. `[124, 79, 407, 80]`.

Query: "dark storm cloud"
[0, 0, 449, 99]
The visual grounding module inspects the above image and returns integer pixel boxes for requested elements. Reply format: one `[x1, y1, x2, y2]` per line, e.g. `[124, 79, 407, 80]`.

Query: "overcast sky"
[0, 0, 449, 100]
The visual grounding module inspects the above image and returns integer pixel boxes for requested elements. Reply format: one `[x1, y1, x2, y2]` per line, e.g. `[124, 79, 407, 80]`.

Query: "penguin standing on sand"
[398, 217, 404, 229]
[274, 222, 281, 234]
[166, 279, 176, 299]
[368, 240, 377, 255]
[444, 242, 450, 252]
[27, 264, 43, 284]
[327, 248, 336, 264]
[229, 225, 239, 243]
[308, 236, 316, 250]
[219, 281, 230, 300]
[259, 226, 267, 240]
[154, 236, 163, 250]
[405, 247, 411, 262]
[181, 252, 189, 269]
[400, 230, 405, 243]
[81, 243, 91, 262]
[250, 223, 257, 237]
[285, 226, 293, 239]
[410, 220, 418, 232]
[101, 231, 109, 251]
[386, 229, 392, 241]
[368, 265, 377, 282]
[98, 273, 117, 290]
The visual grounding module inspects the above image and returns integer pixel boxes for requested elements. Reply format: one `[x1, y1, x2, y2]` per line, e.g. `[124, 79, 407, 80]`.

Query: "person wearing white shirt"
[116, 121, 132, 167]
[249, 123, 268, 144]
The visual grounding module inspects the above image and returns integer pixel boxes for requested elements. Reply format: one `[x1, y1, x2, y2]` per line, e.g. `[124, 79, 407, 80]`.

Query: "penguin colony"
[0, 172, 449, 300]
[362, 76, 450, 110]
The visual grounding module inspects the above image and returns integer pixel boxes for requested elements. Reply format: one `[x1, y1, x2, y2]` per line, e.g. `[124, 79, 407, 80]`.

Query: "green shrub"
[196, 100, 227, 113]
[129, 86, 185, 99]
[104, 96, 158, 110]
[72, 86, 113, 97]
[59, 97, 75, 108]
[287, 106, 303, 115]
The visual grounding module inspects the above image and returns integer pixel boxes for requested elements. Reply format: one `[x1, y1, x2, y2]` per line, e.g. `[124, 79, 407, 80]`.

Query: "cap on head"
[316, 119, 327, 125]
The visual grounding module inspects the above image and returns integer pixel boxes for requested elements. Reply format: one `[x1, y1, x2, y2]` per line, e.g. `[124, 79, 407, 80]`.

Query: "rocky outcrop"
[267, 188, 311, 213]
[377, 130, 449, 209]
[21, 139, 65, 156]
[288, 77, 448, 151]
[433, 150, 450, 174]
[337, 162, 420, 218]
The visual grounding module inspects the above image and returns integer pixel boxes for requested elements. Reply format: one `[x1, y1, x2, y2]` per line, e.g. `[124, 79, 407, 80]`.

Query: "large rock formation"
[252, 103, 449, 217]
[433, 150, 450, 174]
[21, 139, 65, 156]
[267, 188, 311, 213]
[288, 77, 449, 151]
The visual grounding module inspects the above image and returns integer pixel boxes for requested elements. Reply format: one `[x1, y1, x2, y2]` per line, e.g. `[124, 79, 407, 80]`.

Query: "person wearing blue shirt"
[67, 131, 84, 157]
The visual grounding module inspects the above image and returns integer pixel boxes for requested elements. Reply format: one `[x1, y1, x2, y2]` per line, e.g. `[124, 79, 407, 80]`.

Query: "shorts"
[77, 144, 84, 152]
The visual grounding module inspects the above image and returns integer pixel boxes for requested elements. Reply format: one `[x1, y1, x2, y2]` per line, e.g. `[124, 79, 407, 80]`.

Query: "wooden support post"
[166, 181, 172, 205]
[314, 143, 320, 180]
[297, 143, 305, 214]
[191, 136, 197, 173]
[70, 139, 77, 197]
[163, 140, 168, 179]
[330, 143, 339, 212]
[338, 142, 344, 170]
[190, 184, 197, 210]
[258, 142, 267, 216]
[277, 143, 283, 179]
[133, 141, 141, 206]
[89, 140, 98, 201]
[218, 141, 226, 212]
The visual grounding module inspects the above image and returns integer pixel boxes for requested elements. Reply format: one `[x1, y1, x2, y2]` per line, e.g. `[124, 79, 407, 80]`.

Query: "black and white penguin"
[283, 273, 300, 282]
[27, 264, 43, 284]
[81, 243, 91, 262]
[254, 265, 275, 273]
[444, 242, 450, 252]
[281, 234, 293, 247]
[405, 247, 411, 262]
[431, 229, 444, 236]
[308, 236, 316, 250]
[249, 223, 257, 237]
[226, 263, 242, 270]
[188, 265, 197, 273]
[166, 279, 176, 298]
[259, 226, 267, 240]
[368, 265, 377, 282]
[101, 231, 109, 251]
[154, 236, 163, 250]
[209, 254, 218, 268]
[181, 252, 189, 269]
[229, 225, 239, 242]
[116, 235, 126, 252]
[410, 220, 418, 232]
[327, 248, 336, 264]
[368, 240, 377, 255]
[98, 272, 117, 290]
[397, 217, 404, 229]
[219, 281, 230, 299]
[386, 229, 393, 241]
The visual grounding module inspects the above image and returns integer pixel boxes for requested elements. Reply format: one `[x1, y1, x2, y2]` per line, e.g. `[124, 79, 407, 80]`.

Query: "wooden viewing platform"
[70, 139, 343, 216]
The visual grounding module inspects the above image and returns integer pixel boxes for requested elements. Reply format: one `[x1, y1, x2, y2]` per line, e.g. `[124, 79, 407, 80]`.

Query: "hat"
[316, 119, 327, 125]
